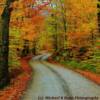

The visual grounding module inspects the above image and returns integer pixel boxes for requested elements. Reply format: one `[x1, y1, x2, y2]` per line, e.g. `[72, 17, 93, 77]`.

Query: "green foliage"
[60, 60, 97, 73]
[9, 28, 21, 70]
[9, 48, 20, 69]
[80, 62, 96, 72]
[61, 60, 80, 69]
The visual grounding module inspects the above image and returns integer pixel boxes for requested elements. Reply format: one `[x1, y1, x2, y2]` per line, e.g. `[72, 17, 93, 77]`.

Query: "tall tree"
[97, 0, 100, 35]
[58, 0, 67, 49]
[0, 0, 51, 88]
[0, 0, 14, 88]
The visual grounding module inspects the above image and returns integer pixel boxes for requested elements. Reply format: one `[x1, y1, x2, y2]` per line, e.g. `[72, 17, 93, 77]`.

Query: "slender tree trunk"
[97, 0, 100, 36]
[54, 23, 58, 51]
[0, 0, 12, 88]
[32, 41, 37, 55]
[58, 0, 67, 49]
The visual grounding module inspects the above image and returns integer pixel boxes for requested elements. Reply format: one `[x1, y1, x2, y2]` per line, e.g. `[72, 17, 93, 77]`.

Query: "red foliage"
[76, 70, 100, 85]
[0, 56, 32, 100]
[10, 68, 23, 79]
[20, 55, 32, 74]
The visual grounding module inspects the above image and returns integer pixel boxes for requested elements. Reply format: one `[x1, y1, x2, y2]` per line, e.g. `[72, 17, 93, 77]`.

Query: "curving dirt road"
[22, 54, 100, 100]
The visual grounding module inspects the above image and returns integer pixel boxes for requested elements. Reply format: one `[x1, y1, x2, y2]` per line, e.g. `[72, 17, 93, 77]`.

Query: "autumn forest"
[0, 0, 100, 99]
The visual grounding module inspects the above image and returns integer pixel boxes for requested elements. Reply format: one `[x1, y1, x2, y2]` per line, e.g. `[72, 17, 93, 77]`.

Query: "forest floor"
[48, 58, 100, 85]
[0, 56, 32, 100]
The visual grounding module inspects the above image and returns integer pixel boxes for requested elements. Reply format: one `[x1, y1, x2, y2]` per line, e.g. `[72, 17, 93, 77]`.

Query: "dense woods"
[0, 0, 100, 89]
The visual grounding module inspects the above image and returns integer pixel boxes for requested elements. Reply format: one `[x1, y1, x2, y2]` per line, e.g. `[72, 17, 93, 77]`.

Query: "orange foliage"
[0, 0, 6, 15]
[8, 0, 49, 42]
[65, 0, 97, 47]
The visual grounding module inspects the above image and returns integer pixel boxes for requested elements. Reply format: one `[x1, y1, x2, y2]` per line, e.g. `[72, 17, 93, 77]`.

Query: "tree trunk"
[0, 1, 12, 88]
[32, 41, 37, 55]
[97, 0, 100, 35]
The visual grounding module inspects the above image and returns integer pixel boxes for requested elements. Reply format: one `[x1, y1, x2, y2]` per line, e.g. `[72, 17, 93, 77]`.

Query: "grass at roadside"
[60, 60, 97, 73]
[52, 46, 100, 74]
